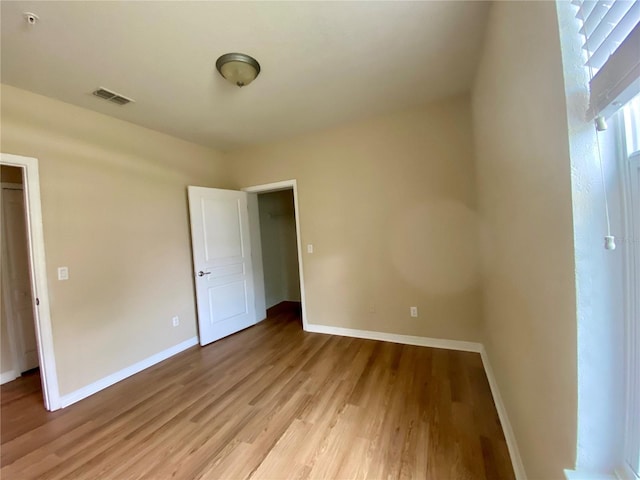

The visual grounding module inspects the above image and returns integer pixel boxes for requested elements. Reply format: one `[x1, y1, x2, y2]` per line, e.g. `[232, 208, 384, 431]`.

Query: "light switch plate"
[58, 267, 69, 281]
[307, 244, 314, 254]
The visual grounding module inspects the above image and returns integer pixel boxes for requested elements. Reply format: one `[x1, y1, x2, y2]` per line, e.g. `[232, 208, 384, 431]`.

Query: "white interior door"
[2, 186, 39, 373]
[188, 186, 257, 346]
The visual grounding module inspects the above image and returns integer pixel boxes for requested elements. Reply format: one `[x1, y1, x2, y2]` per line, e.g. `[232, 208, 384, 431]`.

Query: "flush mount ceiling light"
[215, 53, 261, 87]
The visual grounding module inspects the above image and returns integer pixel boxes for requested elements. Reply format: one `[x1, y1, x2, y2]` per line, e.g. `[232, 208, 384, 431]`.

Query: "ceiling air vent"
[91, 87, 134, 106]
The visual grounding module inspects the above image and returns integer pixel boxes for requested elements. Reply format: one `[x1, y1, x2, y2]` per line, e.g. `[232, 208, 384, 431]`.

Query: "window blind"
[573, 0, 640, 117]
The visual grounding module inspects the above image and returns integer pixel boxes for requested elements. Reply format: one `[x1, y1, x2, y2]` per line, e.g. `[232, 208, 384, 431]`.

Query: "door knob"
[197, 271, 211, 277]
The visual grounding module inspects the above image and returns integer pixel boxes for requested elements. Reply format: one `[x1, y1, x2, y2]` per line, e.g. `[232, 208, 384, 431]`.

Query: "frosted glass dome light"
[216, 53, 261, 87]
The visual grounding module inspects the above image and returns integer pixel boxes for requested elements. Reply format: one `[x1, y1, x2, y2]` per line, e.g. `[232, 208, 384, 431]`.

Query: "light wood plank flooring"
[1, 303, 515, 479]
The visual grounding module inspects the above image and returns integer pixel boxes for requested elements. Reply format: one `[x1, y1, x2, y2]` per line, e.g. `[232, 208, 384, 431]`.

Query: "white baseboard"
[481, 347, 527, 480]
[55, 326, 527, 480]
[60, 337, 199, 408]
[564, 463, 636, 480]
[0, 369, 18, 385]
[306, 324, 525, 478]
[565, 469, 619, 480]
[304, 323, 483, 352]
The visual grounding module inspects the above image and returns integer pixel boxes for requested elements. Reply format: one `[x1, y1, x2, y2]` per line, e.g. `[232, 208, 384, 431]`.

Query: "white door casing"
[0, 153, 60, 410]
[242, 180, 309, 330]
[188, 186, 256, 346]
[246, 193, 267, 323]
[2, 185, 39, 374]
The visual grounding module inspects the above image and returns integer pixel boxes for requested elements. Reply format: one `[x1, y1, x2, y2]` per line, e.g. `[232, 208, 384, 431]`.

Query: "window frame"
[618, 100, 640, 480]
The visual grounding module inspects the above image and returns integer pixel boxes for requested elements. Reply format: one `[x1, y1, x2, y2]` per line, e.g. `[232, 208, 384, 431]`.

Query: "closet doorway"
[258, 189, 301, 318]
[244, 180, 307, 328]
[0, 154, 60, 411]
[1, 166, 40, 385]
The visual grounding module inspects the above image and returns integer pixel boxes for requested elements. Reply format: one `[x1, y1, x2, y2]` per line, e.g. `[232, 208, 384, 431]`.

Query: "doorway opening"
[243, 180, 308, 330]
[0, 154, 60, 411]
[257, 189, 302, 323]
[1, 166, 41, 390]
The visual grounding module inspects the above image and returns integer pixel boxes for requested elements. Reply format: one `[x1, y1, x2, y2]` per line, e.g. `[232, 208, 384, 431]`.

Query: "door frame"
[1, 153, 61, 410]
[242, 180, 309, 330]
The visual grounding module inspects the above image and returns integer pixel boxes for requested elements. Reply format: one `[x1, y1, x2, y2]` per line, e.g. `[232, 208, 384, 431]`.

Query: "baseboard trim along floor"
[304, 323, 483, 353]
[480, 347, 528, 480]
[0, 370, 18, 386]
[59, 336, 198, 408]
[57, 321, 526, 479]
[305, 323, 527, 480]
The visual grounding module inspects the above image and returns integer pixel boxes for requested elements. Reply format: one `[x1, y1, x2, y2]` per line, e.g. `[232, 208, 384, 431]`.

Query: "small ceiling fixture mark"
[92, 87, 134, 106]
[23, 12, 39, 25]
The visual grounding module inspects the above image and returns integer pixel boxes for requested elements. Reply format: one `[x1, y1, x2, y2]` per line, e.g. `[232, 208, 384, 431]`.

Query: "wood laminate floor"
[1, 304, 515, 479]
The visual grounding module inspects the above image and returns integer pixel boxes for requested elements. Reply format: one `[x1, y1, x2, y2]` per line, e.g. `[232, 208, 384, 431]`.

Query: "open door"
[187, 186, 256, 346]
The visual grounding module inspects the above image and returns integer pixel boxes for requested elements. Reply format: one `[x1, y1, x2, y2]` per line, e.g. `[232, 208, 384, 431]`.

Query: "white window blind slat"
[575, 0, 602, 25]
[582, 0, 601, 18]
[574, 0, 640, 117]
[589, 1, 640, 70]
[580, 0, 611, 37]
[582, 0, 599, 20]
[583, 0, 634, 56]
[589, 21, 640, 117]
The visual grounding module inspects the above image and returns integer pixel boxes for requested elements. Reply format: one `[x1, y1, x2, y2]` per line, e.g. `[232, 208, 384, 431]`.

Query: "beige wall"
[472, 2, 577, 479]
[0, 84, 229, 395]
[0, 19, 585, 475]
[258, 190, 301, 309]
[0, 87, 483, 395]
[228, 95, 483, 341]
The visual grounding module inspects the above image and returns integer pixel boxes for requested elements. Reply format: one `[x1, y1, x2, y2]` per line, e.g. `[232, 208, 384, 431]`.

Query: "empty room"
[1, 1, 638, 479]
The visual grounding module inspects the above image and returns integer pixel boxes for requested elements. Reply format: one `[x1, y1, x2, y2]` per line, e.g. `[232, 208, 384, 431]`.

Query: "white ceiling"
[1, 1, 490, 151]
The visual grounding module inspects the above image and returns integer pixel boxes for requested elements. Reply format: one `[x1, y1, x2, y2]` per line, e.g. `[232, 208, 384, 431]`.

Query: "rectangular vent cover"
[92, 87, 134, 106]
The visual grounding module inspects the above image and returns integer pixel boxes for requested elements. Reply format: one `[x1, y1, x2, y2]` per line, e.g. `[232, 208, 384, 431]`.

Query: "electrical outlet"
[368, 305, 376, 314]
[410, 306, 418, 317]
[172, 316, 180, 327]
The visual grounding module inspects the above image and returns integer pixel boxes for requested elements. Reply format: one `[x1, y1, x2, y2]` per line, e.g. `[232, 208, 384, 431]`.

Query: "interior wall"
[0, 84, 229, 396]
[471, 2, 577, 478]
[258, 190, 301, 309]
[227, 94, 483, 342]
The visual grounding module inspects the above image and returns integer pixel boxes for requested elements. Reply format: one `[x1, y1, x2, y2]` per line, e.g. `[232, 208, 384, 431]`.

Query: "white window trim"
[558, 2, 640, 477]
[619, 131, 640, 479]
